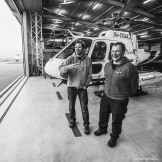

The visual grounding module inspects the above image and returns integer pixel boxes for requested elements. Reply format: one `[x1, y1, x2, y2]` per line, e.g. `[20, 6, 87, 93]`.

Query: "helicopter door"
[90, 40, 108, 80]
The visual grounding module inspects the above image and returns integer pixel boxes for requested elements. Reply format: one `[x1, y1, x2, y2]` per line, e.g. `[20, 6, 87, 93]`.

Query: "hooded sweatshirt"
[59, 53, 92, 89]
[104, 57, 139, 100]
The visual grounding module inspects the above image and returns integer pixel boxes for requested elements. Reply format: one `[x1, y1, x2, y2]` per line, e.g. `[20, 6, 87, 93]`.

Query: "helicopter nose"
[44, 58, 64, 79]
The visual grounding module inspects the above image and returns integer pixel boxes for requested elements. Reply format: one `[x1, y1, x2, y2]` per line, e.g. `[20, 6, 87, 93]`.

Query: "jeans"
[67, 87, 90, 126]
[99, 93, 128, 139]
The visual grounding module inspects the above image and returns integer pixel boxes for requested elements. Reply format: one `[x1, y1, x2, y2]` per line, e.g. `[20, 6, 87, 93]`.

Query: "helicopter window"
[109, 43, 114, 60]
[85, 47, 90, 55]
[92, 64, 102, 74]
[56, 38, 92, 59]
[91, 41, 106, 62]
[56, 42, 75, 59]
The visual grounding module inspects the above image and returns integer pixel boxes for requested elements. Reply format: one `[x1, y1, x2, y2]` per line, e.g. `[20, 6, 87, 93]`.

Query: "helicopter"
[44, 29, 162, 88]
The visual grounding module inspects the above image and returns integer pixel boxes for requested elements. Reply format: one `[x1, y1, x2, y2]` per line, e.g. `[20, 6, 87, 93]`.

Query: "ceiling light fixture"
[94, 27, 99, 30]
[82, 14, 88, 19]
[143, 0, 152, 4]
[143, 17, 149, 21]
[120, 24, 130, 29]
[140, 35, 148, 38]
[124, 11, 128, 15]
[138, 32, 147, 36]
[93, 3, 99, 10]
[75, 22, 79, 26]
[61, 0, 75, 4]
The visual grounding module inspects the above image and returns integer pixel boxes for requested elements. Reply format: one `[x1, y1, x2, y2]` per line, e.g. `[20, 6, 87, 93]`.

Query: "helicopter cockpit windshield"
[55, 38, 92, 59]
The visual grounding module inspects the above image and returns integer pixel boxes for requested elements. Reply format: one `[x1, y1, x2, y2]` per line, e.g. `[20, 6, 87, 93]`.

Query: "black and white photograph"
[0, 0, 162, 161]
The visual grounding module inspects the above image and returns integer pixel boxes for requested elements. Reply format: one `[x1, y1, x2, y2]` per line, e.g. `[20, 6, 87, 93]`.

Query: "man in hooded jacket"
[59, 40, 92, 135]
[94, 42, 139, 147]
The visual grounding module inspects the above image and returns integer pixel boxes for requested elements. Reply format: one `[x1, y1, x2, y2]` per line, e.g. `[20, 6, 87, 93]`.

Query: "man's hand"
[68, 63, 81, 69]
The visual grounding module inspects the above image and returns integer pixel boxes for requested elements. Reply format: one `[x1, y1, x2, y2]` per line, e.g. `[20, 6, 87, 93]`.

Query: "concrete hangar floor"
[0, 76, 162, 162]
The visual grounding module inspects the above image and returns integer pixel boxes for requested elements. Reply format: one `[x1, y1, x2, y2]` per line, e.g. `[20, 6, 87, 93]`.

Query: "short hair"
[75, 40, 85, 49]
[113, 42, 126, 53]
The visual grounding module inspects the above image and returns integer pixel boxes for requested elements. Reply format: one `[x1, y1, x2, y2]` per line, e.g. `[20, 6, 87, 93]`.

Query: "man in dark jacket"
[94, 42, 139, 147]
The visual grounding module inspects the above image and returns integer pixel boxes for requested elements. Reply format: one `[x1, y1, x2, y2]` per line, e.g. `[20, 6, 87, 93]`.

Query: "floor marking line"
[56, 91, 63, 100]
[0, 78, 28, 123]
[52, 83, 56, 87]
[65, 113, 82, 137]
[0, 77, 25, 106]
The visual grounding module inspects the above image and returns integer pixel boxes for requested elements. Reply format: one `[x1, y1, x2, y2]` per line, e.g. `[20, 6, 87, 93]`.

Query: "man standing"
[94, 42, 139, 147]
[59, 40, 92, 135]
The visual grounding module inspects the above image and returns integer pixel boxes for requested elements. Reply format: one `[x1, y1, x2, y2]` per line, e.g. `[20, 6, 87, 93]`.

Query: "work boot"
[69, 120, 75, 128]
[107, 138, 117, 148]
[84, 125, 90, 135]
[94, 128, 107, 136]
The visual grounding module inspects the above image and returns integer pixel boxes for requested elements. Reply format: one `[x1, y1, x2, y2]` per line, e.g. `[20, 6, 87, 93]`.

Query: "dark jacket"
[104, 57, 139, 100]
[59, 53, 92, 89]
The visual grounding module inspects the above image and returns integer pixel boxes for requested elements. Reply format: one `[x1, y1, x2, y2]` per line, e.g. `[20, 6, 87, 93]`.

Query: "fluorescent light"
[93, 3, 99, 10]
[143, 17, 149, 21]
[143, 0, 152, 4]
[82, 14, 88, 19]
[138, 32, 147, 36]
[61, 0, 75, 4]
[124, 11, 128, 15]
[93, 27, 99, 30]
[120, 24, 129, 29]
[140, 35, 148, 38]
[61, 2, 74, 4]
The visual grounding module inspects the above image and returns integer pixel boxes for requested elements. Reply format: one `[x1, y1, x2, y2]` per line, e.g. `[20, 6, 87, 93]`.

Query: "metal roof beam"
[157, 15, 162, 22]
[43, 13, 110, 30]
[98, 0, 157, 19]
[5, 0, 21, 23]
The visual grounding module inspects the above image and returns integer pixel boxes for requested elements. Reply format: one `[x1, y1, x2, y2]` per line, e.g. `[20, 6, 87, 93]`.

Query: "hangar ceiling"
[5, 0, 162, 44]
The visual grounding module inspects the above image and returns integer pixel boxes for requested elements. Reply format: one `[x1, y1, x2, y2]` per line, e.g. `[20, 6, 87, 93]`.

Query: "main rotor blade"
[118, 0, 133, 18]
[117, 0, 142, 20]
[131, 21, 162, 29]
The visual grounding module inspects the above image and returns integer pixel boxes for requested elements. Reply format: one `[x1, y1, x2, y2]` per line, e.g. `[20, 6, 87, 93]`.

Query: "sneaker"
[94, 128, 107, 136]
[69, 120, 75, 128]
[107, 138, 117, 147]
[84, 125, 90, 135]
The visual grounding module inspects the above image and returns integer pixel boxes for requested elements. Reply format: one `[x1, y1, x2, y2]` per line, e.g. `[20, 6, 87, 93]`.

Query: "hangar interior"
[5, 0, 162, 76]
[1, 0, 162, 161]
